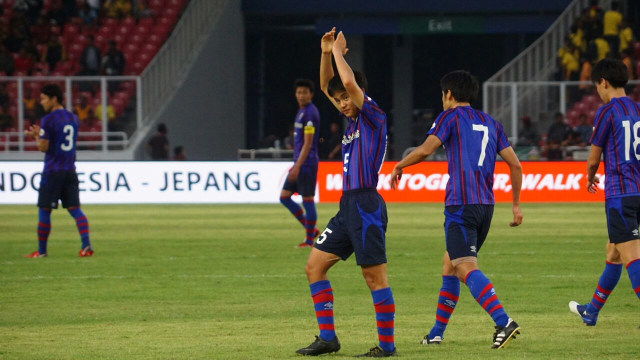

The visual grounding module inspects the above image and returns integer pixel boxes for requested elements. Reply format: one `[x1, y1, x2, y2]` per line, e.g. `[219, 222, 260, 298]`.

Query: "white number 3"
[60, 125, 74, 151]
[316, 228, 333, 244]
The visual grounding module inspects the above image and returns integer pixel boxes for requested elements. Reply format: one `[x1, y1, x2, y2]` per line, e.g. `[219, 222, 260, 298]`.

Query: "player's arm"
[320, 27, 340, 111]
[24, 124, 49, 152]
[586, 145, 603, 193]
[332, 31, 364, 109]
[498, 146, 523, 227]
[288, 130, 314, 182]
[390, 135, 442, 189]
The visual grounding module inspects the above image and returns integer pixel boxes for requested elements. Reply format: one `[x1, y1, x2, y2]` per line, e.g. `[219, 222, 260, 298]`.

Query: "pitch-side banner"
[316, 161, 606, 203]
[0, 161, 302, 204]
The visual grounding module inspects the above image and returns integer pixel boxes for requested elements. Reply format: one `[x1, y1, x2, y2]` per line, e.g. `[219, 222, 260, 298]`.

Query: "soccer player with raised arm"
[295, 28, 396, 357]
[569, 58, 640, 326]
[391, 71, 523, 349]
[24, 84, 93, 258]
[280, 78, 321, 248]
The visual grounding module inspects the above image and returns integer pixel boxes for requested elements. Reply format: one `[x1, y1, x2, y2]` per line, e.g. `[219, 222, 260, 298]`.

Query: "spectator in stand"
[146, 123, 169, 160]
[172, 146, 186, 160]
[573, 113, 593, 146]
[517, 116, 539, 147]
[603, 1, 622, 55]
[23, 39, 39, 61]
[3, 21, 28, 53]
[325, 122, 342, 160]
[579, 57, 593, 94]
[283, 125, 294, 150]
[594, 35, 611, 62]
[586, 0, 603, 40]
[31, 16, 51, 44]
[104, 0, 133, 19]
[546, 112, 572, 160]
[101, 40, 125, 76]
[0, 106, 13, 131]
[94, 103, 116, 124]
[621, 49, 634, 79]
[74, 96, 93, 123]
[23, 90, 36, 122]
[0, 45, 15, 76]
[560, 42, 580, 80]
[132, 0, 154, 18]
[618, 19, 633, 54]
[12, 0, 42, 25]
[80, 35, 101, 76]
[569, 22, 586, 53]
[46, 1, 69, 26]
[0, 83, 10, 110]
[14, 48, 34, 74]
[42, 34, 65, 73]
[61, 0, 78, 20]
[79, 1, 98, 25]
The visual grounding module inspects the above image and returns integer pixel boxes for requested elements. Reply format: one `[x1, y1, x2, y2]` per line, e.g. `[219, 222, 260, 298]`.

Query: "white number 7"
[472, 124, 489, 166]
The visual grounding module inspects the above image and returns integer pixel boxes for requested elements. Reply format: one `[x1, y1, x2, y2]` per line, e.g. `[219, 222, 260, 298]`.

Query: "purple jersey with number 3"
[590, 97, 640, 199]
[39, 109, 78, 172]
[427, 106, 510, 206]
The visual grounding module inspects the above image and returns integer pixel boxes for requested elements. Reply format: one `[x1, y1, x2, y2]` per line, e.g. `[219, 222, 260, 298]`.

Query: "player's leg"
[423, 251, 459, 344]
[61, 171, 93, 256]
[279, 188, 306, 228]
[609, 197, 640, 301]
[27, 208, 52, 257]
[26, 172, 59, 258]
[300, 165, 320, 246]
[616, 239, 640, 302]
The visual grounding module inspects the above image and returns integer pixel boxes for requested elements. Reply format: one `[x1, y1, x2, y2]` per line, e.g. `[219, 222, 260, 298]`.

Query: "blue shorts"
[605, 196, 640, 244]
[38, 170, 80, 209]
[444, 205, 494, 261]
[282, 164, 318, 197]
[314, 188, 388, 266]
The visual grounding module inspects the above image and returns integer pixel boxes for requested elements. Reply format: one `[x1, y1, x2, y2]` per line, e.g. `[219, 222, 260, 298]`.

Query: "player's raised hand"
[587, 176, 600, 194]
[390, 166, 403, 190]
[509, 204, 523, 227]
[24, 124, 41, 140]
[333, 31, 349, 56]
[321, 27, 336, 54]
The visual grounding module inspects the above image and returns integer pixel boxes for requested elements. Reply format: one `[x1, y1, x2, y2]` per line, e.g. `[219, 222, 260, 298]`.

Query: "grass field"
[0, 203, 638, 359]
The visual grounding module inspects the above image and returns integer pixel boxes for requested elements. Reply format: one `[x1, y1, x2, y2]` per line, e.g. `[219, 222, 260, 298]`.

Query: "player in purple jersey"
[569, 58, 640, 327]
[23, 84, 93, 258]
[295, 28, 396, 357]
[391, 71, 523, 349]
[280, 78, 322, 248]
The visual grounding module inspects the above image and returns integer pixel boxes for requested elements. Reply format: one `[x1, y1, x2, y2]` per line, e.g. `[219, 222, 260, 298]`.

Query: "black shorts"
[314, 188, 388, 266]
[444, 204, 494, 261]
[38, 170, 80, 209]
[282, 164, 318, 197]
[605, 196, 640, 244]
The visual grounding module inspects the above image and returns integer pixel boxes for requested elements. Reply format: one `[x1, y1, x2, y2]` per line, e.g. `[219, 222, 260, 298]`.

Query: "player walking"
[295, 28, 396, 357]
[391, 70, 523, 349]
[280, 78, 321, 248]
[569, 58, 640, 326]
[24, 84, 93, 258]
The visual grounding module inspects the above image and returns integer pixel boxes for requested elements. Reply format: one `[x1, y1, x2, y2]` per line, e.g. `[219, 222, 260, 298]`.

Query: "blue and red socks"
[280, 196, 306, 228]
[428, 275, 460, 339]
[310, 280, 335, 341]
[586, 261, 622, 313]
[68, 207, 90, 248]
[464, 269, 509, 328]
[37, 208, 51, 254]
[303, 199, 317, 245]
[372, 287, 395, 353]
[627, 258, 640, 301]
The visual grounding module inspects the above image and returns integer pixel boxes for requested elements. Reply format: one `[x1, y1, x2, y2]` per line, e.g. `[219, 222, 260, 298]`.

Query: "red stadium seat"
[104, 18, 118, 27]
[139, 18, 155, 28]
[125, 43, 139, 53]
[633, 42, 640, 60]
[147, 33, 164, 46]
[135, 25, 150, 36]
[130, 33, 144, 44]
[98, 25, 112, 37]
[122, 17, 136, 28]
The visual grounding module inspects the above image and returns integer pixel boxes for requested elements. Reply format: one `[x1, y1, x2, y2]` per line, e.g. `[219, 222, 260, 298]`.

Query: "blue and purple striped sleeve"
[360, 95, 386, 130]
[496, 121, 510, 152]
[427, 109, 455, 143]
[590, 107, 610, 148]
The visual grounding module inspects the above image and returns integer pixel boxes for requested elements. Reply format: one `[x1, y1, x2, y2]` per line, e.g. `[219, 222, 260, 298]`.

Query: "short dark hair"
[294, 78, 315, 93]
[40, 84, 64, 104]
[591, 58, 628, 87]
[327, 70, 368, 97]
[157, 123, 167, 134]
[440, 70, 479, 103]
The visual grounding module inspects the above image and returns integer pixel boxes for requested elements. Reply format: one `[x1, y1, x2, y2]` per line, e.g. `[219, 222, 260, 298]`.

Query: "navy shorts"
[314, 188, 388, 266]
[38, 170, 80, 209]
[282, 164, 318, 197]
[605, 196, 640, 244]
[444, 204, 494, 261]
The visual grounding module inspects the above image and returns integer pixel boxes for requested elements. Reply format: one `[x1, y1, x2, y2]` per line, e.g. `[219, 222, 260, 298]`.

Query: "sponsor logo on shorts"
[470, 246, 477, 253]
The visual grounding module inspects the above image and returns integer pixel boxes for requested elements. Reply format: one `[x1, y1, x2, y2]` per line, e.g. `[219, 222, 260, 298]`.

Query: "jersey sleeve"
[590, 107, 610, 147]
[360, 94, 386, 130]
[39, 116, 50, 140]
[495, 121, 511, 152]
[427, 109, 455, 144]
[302, 106, 319, 135]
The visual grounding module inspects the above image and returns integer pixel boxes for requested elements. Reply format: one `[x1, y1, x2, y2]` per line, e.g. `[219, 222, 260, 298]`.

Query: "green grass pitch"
[0, 203, 638, 359]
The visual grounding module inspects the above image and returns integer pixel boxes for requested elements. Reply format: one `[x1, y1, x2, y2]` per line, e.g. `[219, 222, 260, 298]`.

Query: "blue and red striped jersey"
[341, 94, 387, 191]
[590, 97, 640, 199]
[39, 109, 78, 173]
[293, 102, 320, 166]
[427, 106, 510, 206]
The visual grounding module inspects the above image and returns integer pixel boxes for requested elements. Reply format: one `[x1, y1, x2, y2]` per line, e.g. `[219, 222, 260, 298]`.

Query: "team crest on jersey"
[342, 130, 360, 145]
[39, 128, 45, 136]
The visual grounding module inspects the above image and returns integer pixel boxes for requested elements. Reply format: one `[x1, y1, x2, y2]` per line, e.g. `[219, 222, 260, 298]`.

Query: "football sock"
[371, 287, 395, 353]
[302, 199, 317, 244]
[68, 207, 90, 248]
[37, 208, 51, 254]
[586, 261, 622, 313]
[428, 275, 460, 339]
[626, 258, 640, 300]
[465, 269, 509, 328]
[280, 197, 306, 228]
[310, 280, 335, 341]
